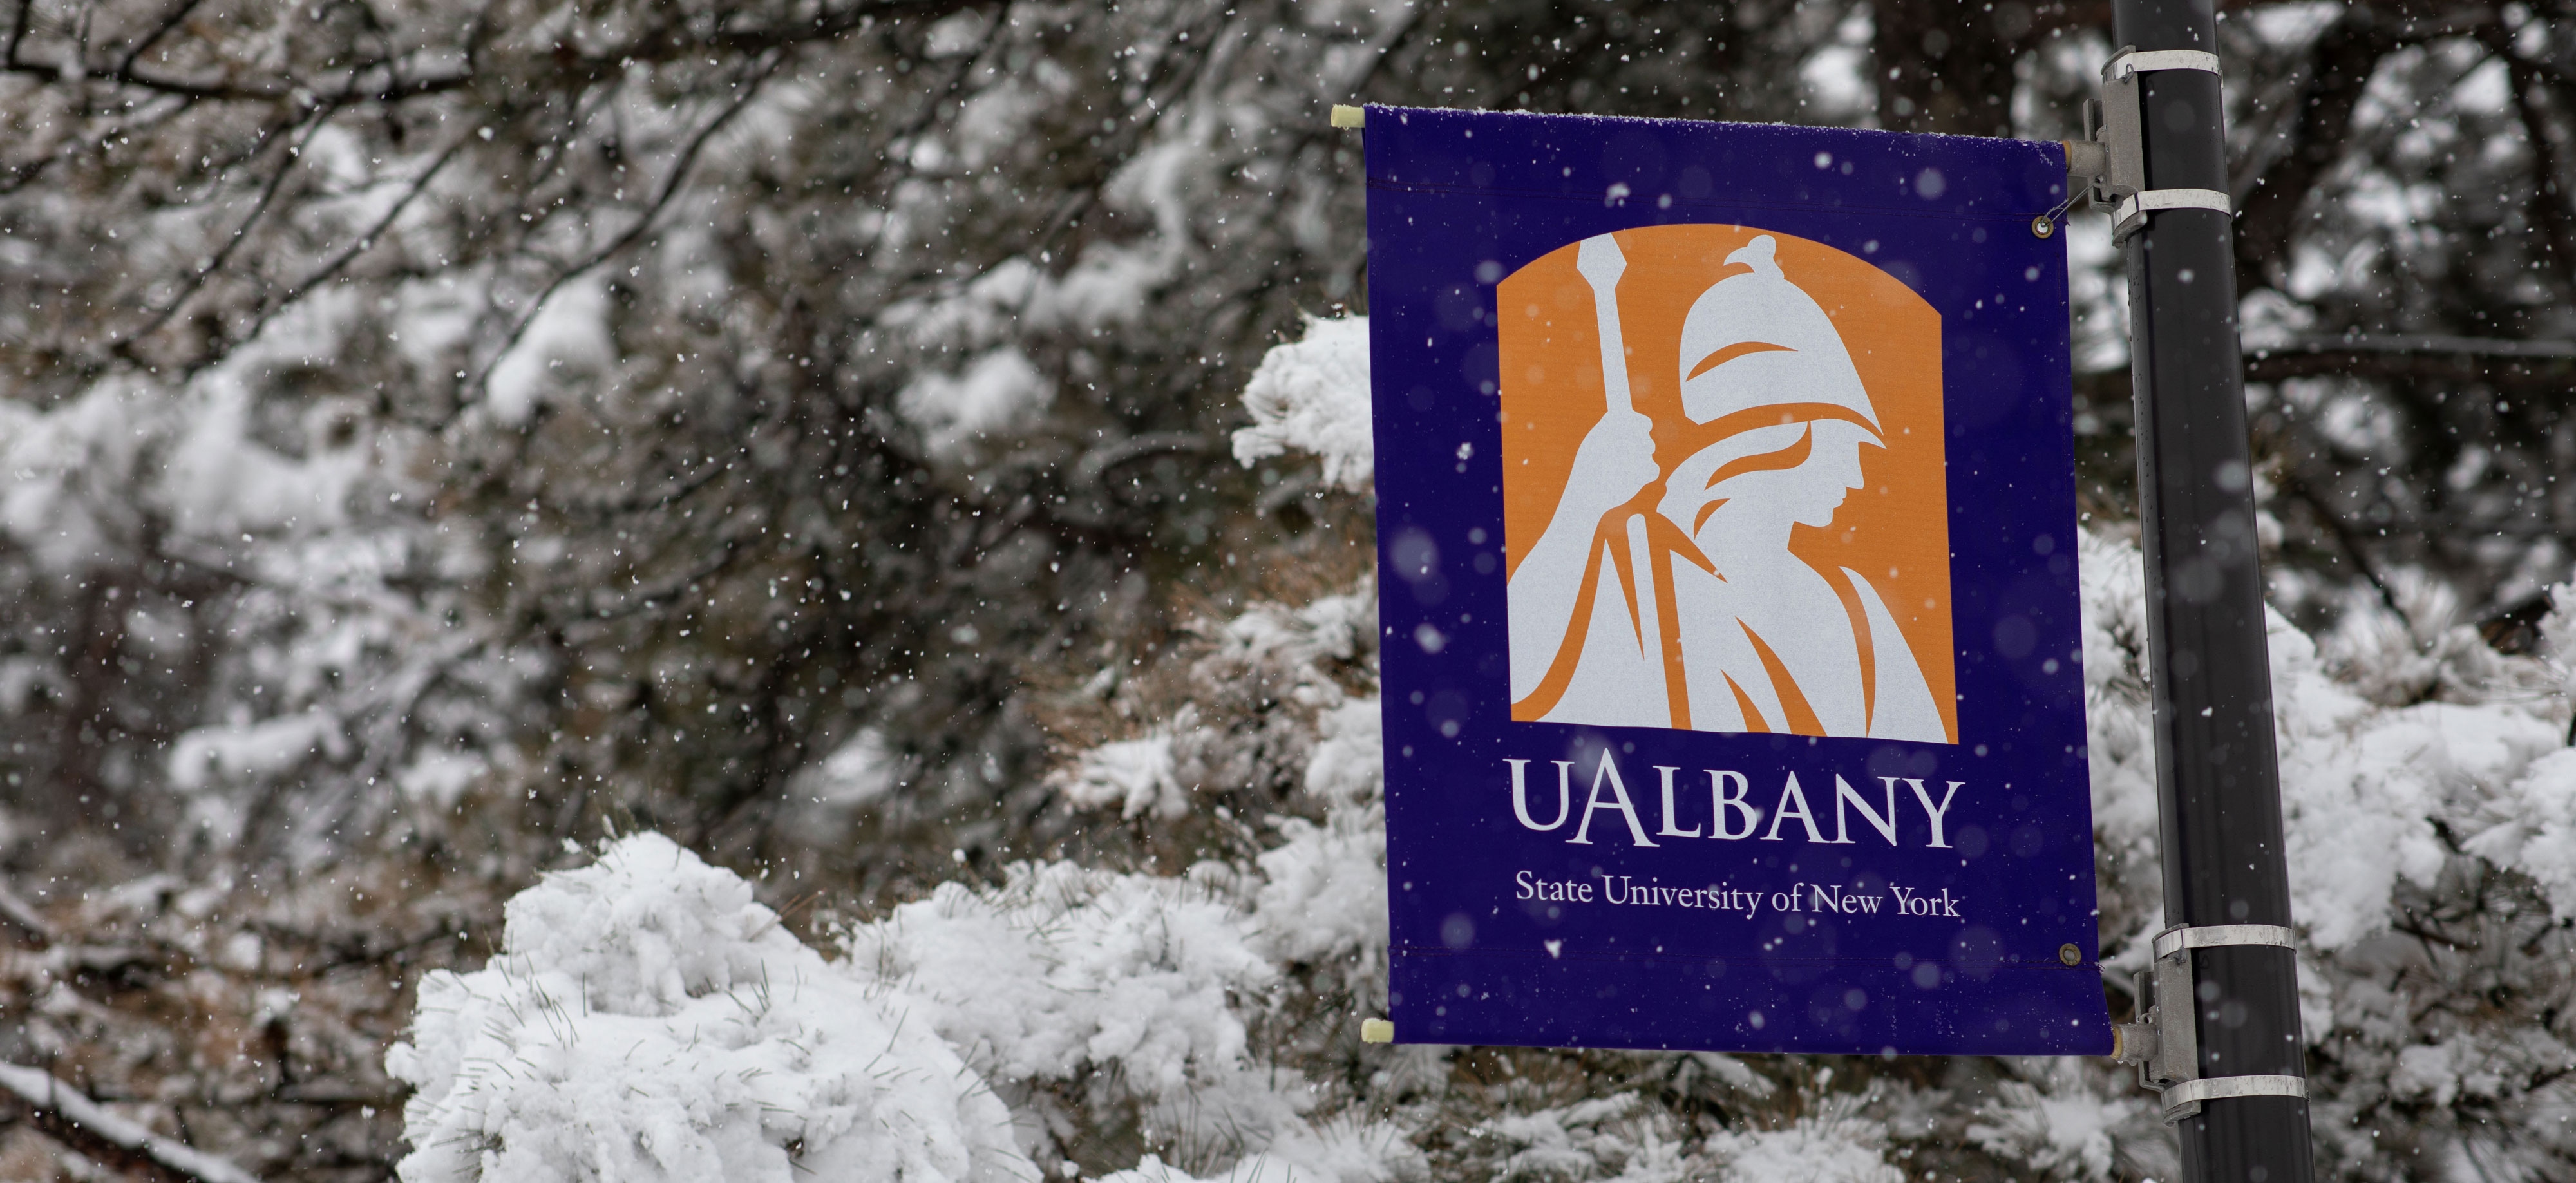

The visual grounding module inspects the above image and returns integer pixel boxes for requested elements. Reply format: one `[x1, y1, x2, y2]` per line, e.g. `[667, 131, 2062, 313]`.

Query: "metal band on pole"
[2163, 1075, 2309, 1107]
[2152, 923, 2295, 960]
[2108, 49, 2221, 78]
[2162, 1075, 2309, 1123]
[2113, 188, 2233, 238]
[2108, 0, 2318, 1177]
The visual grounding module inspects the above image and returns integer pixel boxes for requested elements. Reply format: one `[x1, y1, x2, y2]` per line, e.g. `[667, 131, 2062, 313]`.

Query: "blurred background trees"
[1, 0, 2573, 1178]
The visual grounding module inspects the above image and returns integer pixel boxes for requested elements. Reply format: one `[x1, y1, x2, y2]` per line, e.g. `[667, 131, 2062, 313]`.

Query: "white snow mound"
[386, 833, 1027, 1183]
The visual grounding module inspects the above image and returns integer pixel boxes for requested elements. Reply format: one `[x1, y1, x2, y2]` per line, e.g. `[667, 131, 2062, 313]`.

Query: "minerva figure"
[1506, 233, 1947, 741]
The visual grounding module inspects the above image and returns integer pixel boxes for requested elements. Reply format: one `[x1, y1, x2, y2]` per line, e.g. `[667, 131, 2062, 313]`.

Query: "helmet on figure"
[1675, 235, 1882, 437]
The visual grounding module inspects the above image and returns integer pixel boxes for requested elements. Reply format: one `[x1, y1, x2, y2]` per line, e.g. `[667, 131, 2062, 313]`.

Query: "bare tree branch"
[465, 47, 789, 410]
[2077, 334, 2576, 402]
[0, 1061, 265, 1183]
[0, 879, 53, 946]
[2479, 20, 2576, 292]
[113, 0, 207, 79]
[1, 42, 469, 103]
[558, 0, 997, 75]
[213, 131, 475, 363]
[112, 108, 332, 360]
[2244, 334, 2576, 388]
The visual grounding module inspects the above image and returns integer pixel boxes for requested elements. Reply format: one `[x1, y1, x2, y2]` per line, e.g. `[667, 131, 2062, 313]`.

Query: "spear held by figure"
[1569, 234, 1692, 728]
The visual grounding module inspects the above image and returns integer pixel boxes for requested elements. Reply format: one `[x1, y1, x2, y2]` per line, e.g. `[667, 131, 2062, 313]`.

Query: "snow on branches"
[1233, 316, 1376, 494]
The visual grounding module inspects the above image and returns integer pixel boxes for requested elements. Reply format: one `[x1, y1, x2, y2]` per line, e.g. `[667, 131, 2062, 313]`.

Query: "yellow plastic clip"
[1360, 1018, 1394, 1043]
[1331, 104, 1365, 129]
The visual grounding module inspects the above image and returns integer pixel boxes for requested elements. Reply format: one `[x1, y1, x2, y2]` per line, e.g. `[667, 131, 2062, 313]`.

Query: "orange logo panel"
[1497, 225, 1956, 743]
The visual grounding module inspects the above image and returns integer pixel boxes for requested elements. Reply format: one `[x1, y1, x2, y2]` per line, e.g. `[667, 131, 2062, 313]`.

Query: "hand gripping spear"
[1573, 234, 1676, 721]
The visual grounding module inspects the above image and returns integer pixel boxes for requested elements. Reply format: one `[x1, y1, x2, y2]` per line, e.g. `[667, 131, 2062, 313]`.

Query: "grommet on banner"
[2032, 187, 2079, 238]
[1331, 104, 1365, 129]
[1360, 1018, 1394, 1043]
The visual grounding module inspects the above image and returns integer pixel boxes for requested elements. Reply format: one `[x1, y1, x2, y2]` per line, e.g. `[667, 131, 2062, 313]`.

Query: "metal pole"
[2112, 0, 2317, 1177]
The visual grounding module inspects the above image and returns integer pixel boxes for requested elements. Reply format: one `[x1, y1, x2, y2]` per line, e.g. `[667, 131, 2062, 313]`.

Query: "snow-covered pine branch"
[1233, 316, 1375, 494]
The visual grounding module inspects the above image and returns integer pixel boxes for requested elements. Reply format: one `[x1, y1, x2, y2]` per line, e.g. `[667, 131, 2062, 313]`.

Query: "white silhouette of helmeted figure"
[1506, 234, 1947, 741]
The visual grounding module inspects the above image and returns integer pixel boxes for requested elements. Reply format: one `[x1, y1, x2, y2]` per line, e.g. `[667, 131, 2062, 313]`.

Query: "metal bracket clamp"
[2110, 923, 2302, 1122]
[2109, 934, 2201, 1115]
[2080, 46, 2228, 240]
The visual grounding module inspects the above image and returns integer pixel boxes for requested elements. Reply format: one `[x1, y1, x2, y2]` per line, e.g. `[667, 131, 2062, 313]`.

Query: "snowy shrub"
[386, 834, 1027, 1183]
[857, 860, 1274, 1111]
[1962, 1061, 2141, 1181]
[1473, 1095, 1683, 1180]
[1703, 1101, 1905, 1183]
[851, 856, 1419, 1183]
[1050, 585, 1378, 830]
[1251, 696, 1390, 986]
[389, 828, 1415, 1183]
[387, 321, 2576, 1183]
